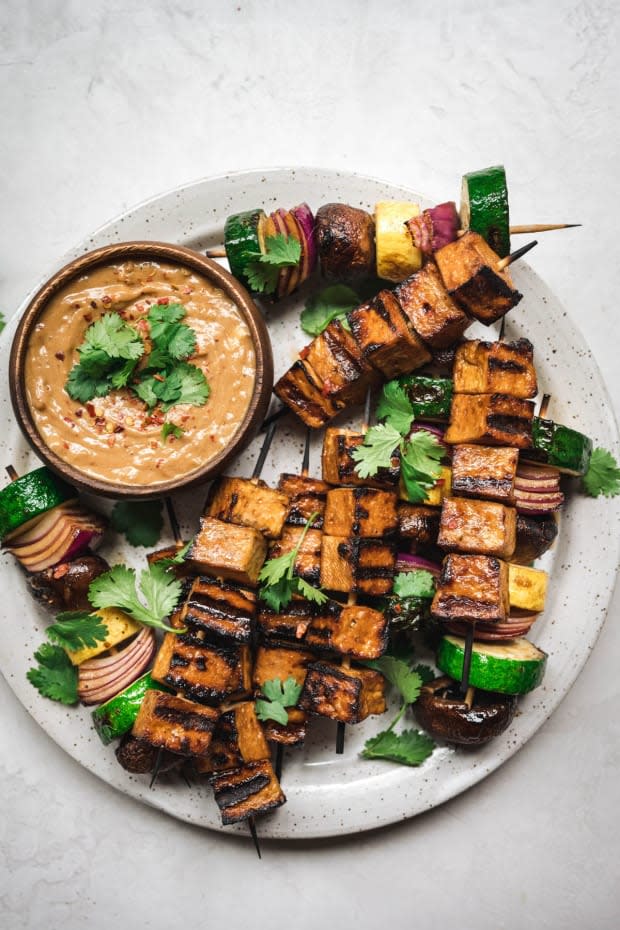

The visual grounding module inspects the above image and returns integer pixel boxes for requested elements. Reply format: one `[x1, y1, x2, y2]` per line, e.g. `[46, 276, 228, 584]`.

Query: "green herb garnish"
[0, 311, 6, 333]
[243, 234, 302, 295]
[46, 612, 109, 652]
[300, 285, 358, 336]
[161, 422, 185, 443]
[88, 562, 184, 633]
[375, 381, 415, 436]
[255, 676, 303, 725]
[393, 570, 436, 600]
[258, 512, 327, 611]
[110, 500, 164, 548]
[582, 447, 620, 498]
[27, 643, 79, 705]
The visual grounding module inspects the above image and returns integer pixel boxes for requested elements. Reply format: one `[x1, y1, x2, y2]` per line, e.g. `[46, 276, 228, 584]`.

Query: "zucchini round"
[0, 467, 76, 540]
[460, 165, 510, 258]
[223, 208, 266, 291]
[525, 417, 593, 476]
[436, 634, 547, 695]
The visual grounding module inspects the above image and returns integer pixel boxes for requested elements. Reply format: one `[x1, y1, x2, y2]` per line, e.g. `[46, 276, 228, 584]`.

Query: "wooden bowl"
[9, 241, 273, 499]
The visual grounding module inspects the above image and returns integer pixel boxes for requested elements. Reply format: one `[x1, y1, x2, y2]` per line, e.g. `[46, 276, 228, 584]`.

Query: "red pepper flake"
[54, 351, 65, 361]
[83, 313, 93, 323]
[114, 425, 124, 434]
[53, 564, 70, 579]
[157, 297, 169, 305]
[62, 416, 75, 429]
[101, 295, 112, 306]
[107, 436, 116, 447]
[75, 409, 83, 418]
[90, 300, 97, 309]
[152, 373, 165, 382]
[73, 303, 81, 309]
[95, 417, 106, 427]
[86, 403, 96, 417]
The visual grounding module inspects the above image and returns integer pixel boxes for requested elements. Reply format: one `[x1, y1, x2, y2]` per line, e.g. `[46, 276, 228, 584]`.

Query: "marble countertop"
[1, 2, 619, 927]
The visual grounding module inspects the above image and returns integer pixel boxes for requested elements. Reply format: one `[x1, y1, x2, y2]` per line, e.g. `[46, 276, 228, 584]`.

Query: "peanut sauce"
[25, 260, 256, 486]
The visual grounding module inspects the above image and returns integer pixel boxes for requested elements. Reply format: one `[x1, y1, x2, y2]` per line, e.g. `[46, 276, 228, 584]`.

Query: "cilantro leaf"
[401, 430, 444, 476]
[243, 234, 302, 295]
[376, 381, 415, 436]
[0, 311, 5, 333]
[295, 576, 328, 606]
[393, 569, 436, 600]
[110, 500, 164, 548]
[400, 457, 437, 503]
[361, 728, 435, 766]
[351, 423, 402, 479]
[27, 643, 78, 705]
[157, 540, 191, 569]
[365, 654, 424, 706]
[147, 303, 196, 361]
[255, 676, 303, 725]
[81, 313, 145, 361]
[46, 612, 109, 651]
[166, 362, 210, 410]
[259, 512, 326, 610]
[66, 364, 115, 402]
[147, 303, 186, 325]
[582, 447, 620, 498]
[259, 575, 293, 612]
[161, 422, 184, 443]
[413, 663, 436, 685]
[88, 563, 183, 633]
[300, 285, 358, 337]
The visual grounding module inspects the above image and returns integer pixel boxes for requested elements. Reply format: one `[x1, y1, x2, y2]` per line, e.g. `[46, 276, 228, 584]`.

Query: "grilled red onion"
[395, 552, 442, 577]
[78, 628, 156, 705]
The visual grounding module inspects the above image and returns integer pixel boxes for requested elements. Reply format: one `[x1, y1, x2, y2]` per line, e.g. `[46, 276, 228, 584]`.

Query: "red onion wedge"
[395, 552, 442, 577]
[406, 202, 459, 255]
[78, 628, 155, 705]
[5, 506, 107, 572]
[291, 202, 317, 283]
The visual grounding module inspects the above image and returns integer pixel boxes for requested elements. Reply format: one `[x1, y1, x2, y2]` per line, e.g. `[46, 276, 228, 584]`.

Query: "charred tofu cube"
[434, 231, 522, 325]
[147, 545, 194, 577]
[323, 487, 398, 538]
[394, 262, 471, 348]
[397, 503, 441, 543]
[320, 535, 396, 596]
[206, 477, 290, 540]
[152, 635, 252, 705]
[329, 604, 389, 659]
[274, 359, 339, 429]
[252, 644, 314, 745]
[180, 576, 256, 645]
[210, 759, 286, 824]
[453, 339, 537, 398]
[347, 290, 431, 379]
[444, 394, 534, 448]
[431, 553, 510, 624]
[451, 444, 518, 503]
[278, 473, 329, 528]
[196, 702, 270, 774]
[300, 318, 380, 407]
[257, 599, 316, 644]
[322, 427, 400, 489]
[185, 516, 267, 586]
[437, 497, 517, 559]
[298, 662, 386, 723]
[268, 525, 322, 586]
[132, 690, 219, 757]
[261, 710, 307, 746]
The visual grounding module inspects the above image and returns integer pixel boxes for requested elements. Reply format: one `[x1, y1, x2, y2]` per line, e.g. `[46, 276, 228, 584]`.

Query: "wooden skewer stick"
[5, 465, 19, 482]
[165, 496, 184, 548]
[248, 817, 262, 859]
[459, 624, 476, 698]
[496, 240, 538, 272]
[260, 404, 288, 433]
[538, 393, 551, 419]
[149, 747, 165, 789]
[206, 246, 227, 258]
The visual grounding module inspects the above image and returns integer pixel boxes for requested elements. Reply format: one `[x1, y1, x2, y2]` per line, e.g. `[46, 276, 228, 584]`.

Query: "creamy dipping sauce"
[25, 260, 256, 486]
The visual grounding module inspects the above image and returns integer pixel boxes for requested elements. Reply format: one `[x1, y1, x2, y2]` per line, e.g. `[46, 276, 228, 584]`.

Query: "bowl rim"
[9, 240, 274, 499]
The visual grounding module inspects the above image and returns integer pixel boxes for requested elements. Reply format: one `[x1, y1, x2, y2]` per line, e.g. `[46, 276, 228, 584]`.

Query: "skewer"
[496, 240, 538, 272]
[459, 625, 475, 698]
[165, 496, 183, 548]
[260, 404, 288, 432]
[247, 817, 262, 859]
[149, 747, 164, 788]
[538, 393, 551, 419]
[5, 465, 19, 482]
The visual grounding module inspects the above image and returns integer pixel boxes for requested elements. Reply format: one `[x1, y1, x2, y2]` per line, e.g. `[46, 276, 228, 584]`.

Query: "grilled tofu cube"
[329, 604, 389, 659]
[253, 643, 316, 693]
[257, 599, 316, 644]
[320, 535, 396, 596]
[210, 759, 286, 825]
[268, 525, 322, 586]
[394, 262, 471, 348]
[206, 477, 290, 540]
[434, 231, 522, 324]
[147, 544, 194, 577]
[185, 516, 267, 586]
[323, 487, 398, 538]
[300, 318, 380, 407]
[508, 563, 548, 612]
[453, 339, 537, 398]
[261, 710, 307, 746]
[397, 503, 441, 543]
[322, 427, 400, 489]
[451, 444, 518, 503]
[132, 690, 219, 757]
[431, 553, 510, 624]
[152, 635, 252, 705]
[180, 576, 256, 645]
[347, 290, 431, 378]
[437, 497, 517, 559]
[274, 359, 339, 429]
[278, 473, 329, 528]
[196, 702, 270, 774]
[445, 394, 534, 448]
[298, 662, 386, 723]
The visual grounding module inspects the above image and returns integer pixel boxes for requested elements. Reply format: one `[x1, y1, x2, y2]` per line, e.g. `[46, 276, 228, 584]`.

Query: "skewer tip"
[247, 817, 262, 859]
[497, 240, 538, 271]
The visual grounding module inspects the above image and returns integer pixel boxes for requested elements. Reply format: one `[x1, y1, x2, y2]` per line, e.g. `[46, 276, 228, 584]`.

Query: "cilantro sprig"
[110, 500, 164, 548]
[65, 302, 210, 415]
[243, 234, 302, 295]
[352, 383, 444, 501]
[582, 447, 620, 498]
[385, 570, 437, 632]
[361, 653, 435, 767]
[46, 612, 110, 651]
[27, 611, 110, 705]
[255, 677, 302, 725]
[258, 512, 327, 611]
[300, 285, 358, 336]
[88, 562, 184, 633]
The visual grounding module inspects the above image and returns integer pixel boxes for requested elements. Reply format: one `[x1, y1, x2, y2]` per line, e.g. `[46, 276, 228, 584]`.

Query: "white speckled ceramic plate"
[1, 168, 619, 839]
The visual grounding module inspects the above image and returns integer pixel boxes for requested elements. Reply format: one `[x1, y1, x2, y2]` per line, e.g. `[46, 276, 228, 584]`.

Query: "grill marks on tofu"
[445, 394, 534, 448]
[257, 600, 388, 660]
[206, 477, 290, 540]
[278, 473, 329, 528]
[132, 690, 219, 757]
[185, 516, 267, 586]
[322, 428, 400, 489]
[323, 487, 398, 538]
[210, 759, 286, 825]
[298, 662, 386, 723]
[320, 535, 396, 596]
[431, 553, 510, 624]
[347, 290, 431, 379]
[453, 339, 537, 398]
[253, 643, 314, 745]
[434, 231, 522, 325]
[394, 262, 471, 349]
[451, 444, 518, 503]
[152, 634, 252, 705]
[397, 503, 441, 544]
[179, 576, 256, 645]
[268, 525, 323, 585]
[196, 702, 270, 774]
[437, 497, 517, 560]
[299, 318, 380, 407]
[274, 359, 339, 429]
